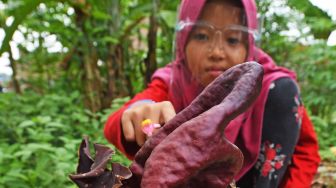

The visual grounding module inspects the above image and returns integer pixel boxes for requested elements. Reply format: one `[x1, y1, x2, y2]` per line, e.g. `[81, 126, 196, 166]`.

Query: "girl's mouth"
[206, 67, 226, 78]
[208, 70, 224, 77]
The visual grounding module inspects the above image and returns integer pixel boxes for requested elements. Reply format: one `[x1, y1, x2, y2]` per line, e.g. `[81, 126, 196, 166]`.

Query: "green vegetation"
[0, 91, 130, 187]
[0, 0, 335, 187]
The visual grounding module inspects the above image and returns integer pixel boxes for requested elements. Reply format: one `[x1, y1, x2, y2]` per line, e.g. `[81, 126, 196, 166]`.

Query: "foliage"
[0, 92, 130, 187]
[287, 0, 336, 39]
[0, 0, 44, 55]
[1, 0, 179, 111]
[294, 43, 336, 160]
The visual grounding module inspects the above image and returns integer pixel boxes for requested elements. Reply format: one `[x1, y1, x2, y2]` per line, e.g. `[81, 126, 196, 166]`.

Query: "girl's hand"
[121, 101, 176, 146]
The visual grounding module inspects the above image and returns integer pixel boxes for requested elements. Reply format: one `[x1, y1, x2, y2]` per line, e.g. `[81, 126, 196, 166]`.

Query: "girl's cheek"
[230, 48, 247, 65]
[185, 44, 198, 70]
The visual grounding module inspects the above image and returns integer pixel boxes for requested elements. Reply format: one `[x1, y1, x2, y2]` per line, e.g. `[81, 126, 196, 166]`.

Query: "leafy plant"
[0, 92, 130, 187]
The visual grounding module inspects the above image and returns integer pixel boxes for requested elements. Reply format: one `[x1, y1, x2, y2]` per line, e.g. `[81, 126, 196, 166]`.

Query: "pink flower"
[141, 120, 161, 136]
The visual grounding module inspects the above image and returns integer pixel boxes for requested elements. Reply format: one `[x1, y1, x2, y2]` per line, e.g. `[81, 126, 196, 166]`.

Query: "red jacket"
[104, 78, 320, 187]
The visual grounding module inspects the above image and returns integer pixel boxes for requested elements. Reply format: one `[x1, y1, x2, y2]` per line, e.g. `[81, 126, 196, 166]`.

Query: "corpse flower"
[70, 62, 263, 188]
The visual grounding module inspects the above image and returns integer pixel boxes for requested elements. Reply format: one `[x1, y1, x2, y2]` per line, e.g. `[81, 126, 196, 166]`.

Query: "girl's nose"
[208, 31, 226, 61]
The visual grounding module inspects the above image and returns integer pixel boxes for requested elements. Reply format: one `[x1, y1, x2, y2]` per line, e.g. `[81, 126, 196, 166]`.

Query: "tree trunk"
[144, 0, 159, 85]
[103, 2, 145, 107]
[74, 0, 103, 112]
[103, 1, 121, 108]
[104, 44, 126, 108]
[8, 47, 21, 94]
[82, 51, 102, 112]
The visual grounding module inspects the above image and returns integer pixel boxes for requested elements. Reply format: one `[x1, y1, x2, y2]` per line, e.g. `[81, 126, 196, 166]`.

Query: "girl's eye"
[227, 37, 240, 45]
[192, 32, 210, 42]
[225, 31, 245, 46]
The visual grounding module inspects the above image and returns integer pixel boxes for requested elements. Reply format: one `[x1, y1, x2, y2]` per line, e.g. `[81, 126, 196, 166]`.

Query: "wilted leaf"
[69, 137, 132, 188]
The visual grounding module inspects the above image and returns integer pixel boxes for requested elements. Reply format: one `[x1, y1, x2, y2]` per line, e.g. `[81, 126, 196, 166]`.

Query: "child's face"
[185, 0, 247, 86]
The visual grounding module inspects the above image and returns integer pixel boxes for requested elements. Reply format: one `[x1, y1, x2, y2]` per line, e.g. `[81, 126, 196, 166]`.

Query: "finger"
[160, 101, 176, 124]
[147, 105, 161, 125]
[121, 111, 135, 141]
[132, 113, 147, 146]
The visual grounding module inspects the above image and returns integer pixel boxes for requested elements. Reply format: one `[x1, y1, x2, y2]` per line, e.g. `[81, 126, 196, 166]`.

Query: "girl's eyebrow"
[193, 20, 252, 32]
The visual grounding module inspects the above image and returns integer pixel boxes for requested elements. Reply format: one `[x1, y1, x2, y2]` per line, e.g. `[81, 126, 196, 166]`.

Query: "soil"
[312, 161, 336, 188]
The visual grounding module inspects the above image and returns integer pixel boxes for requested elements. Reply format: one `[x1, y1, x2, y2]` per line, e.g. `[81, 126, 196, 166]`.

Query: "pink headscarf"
[152, 0, 296, 180]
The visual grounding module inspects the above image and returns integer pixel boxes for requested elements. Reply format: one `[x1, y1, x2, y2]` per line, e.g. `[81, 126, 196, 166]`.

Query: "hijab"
[152, 0, 296, 180]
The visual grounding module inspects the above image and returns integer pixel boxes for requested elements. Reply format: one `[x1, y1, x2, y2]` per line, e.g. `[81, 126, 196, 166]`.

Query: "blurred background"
[0, 0, 335, 187]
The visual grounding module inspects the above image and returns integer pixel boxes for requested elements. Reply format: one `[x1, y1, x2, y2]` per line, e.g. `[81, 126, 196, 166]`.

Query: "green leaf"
[2, 169, 28, 183]
[91, 9, 111, 20]
[101, 36, 119, 44]
[33, 116, 52, 125]
[23, 143, 55, 153]
[159, 10, 177, 28]
[0, 0, 45, 55]
[13, 149, 33, 161]
[287, 0, 335, 39]
[18, 120, 35, 128]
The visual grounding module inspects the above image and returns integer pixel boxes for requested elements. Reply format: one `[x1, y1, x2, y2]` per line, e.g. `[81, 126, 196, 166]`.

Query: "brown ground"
[312, 161, 336, 188]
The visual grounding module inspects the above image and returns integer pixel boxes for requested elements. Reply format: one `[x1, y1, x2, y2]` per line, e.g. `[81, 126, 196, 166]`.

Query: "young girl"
[104, 0, 320, 187]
